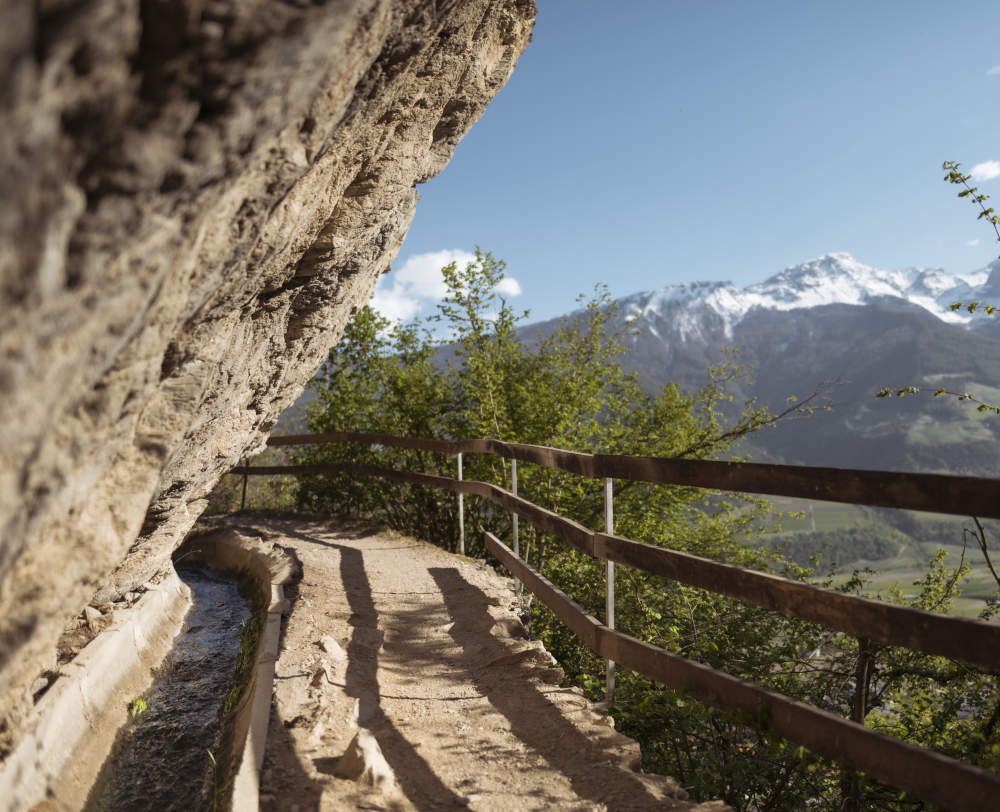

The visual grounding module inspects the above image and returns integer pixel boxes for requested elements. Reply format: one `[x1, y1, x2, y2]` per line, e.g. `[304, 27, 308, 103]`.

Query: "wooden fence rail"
[485, 531, 1000, 812]
[237, 460, 1000, 672]
[265, 431, 1000, 519]
[235, 432, 1000, 810]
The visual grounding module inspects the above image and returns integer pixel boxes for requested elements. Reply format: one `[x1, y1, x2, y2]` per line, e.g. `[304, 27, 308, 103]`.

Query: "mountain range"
[523, 252, 1000, 476]
[279, 252, 1000, 476]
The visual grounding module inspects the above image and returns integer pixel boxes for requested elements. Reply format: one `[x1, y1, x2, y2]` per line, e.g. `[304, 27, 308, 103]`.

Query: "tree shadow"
[254, 520, 672, 809]
[428, 566, 668, 809]
[281, 523, 470, 809]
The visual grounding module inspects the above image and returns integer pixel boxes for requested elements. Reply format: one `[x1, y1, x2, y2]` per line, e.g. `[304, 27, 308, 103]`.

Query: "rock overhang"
[0, 0, 535, 759]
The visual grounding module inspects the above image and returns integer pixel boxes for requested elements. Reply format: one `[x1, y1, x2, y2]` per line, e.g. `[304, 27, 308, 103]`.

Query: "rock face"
[0, 0, 535, 756]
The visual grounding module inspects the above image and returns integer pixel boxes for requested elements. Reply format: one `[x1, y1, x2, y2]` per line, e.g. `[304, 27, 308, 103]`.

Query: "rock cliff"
[0, 0, 534, 755]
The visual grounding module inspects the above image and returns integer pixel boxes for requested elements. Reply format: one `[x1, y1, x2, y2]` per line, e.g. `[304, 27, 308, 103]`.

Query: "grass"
[235, 614, 262, 675]
[201, 749, 225, 812]
[127, 696, 147, 720]
[907, 413, 993, 446]
[763, 498, 870, 534]
[222, 685, 242, 715]
[759, 498, 1000, 618]
[905, 381, 1000, 447]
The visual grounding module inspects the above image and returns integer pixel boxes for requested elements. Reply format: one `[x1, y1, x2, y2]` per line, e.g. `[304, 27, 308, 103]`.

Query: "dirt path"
[241, 518, 725, 811]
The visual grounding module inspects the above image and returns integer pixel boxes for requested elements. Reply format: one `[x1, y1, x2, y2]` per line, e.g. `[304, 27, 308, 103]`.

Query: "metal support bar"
[605, 476, 615, 706]
[512, 458, 520, 592]
[457, 452, 465, 555]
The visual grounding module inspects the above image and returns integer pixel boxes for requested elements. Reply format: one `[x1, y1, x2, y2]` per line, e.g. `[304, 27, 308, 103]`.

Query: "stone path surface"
[243, 518, 726, 811]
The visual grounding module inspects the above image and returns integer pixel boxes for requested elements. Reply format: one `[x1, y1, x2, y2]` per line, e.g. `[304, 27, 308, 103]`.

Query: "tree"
[876, 161, 1000, 414]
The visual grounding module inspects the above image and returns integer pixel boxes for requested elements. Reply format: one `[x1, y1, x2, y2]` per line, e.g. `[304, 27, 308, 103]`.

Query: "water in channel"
[85, 565, 252, 811]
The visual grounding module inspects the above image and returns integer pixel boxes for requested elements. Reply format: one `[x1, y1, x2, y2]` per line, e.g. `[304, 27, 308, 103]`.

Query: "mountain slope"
[525, 253, 1000, 475]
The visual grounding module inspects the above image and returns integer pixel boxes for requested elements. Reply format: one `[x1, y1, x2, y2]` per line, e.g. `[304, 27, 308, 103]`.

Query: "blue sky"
[376, 0, 1000, 324]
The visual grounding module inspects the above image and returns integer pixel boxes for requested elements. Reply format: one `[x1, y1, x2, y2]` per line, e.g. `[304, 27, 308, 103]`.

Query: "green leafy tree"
[876, 161, 1000, 414]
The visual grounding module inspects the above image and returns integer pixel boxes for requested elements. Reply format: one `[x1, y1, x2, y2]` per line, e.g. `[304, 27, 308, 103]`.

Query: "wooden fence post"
[841, 637, 874, 811]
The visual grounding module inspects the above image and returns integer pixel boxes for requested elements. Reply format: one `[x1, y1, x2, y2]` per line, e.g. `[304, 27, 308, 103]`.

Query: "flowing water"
[85, 565, 252, 811]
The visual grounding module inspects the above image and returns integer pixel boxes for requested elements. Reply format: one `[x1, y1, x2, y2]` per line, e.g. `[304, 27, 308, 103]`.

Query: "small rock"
[535, 666, 565, 684]
[30, 674, 49, 696]
[83, 606, 102, 622]
[87, 613, 113, 634]
[309, 718, 326, 746]
[333, 730, 396, 793]
[319, 635, 346, 661]
[489, 617, 525, 639]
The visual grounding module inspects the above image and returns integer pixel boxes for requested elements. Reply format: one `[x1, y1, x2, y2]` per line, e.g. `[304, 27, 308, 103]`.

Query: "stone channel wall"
[0, 0, 535, 757]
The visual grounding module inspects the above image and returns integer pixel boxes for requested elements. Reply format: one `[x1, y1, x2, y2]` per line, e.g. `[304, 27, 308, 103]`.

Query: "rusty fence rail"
[233, 431, 1000, 811]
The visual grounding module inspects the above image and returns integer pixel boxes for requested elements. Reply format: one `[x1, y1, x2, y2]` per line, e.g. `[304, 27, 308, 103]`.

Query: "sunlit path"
[244, 518, 721, 811]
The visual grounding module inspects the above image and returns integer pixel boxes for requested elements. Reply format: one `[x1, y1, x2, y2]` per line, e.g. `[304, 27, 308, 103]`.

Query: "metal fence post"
[457, 452, 465, 556]
[511, 457, 520, 592]
[605, 476, 616, 706]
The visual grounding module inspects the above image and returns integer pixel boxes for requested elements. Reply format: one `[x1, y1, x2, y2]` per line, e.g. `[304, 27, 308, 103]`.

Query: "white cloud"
[394, 249, 475, 300]
[970, 160, 1000, 182]
[369, 284, 422, 323]
[987, 65, 1000, 76]
[370, 248, 522, 322]
[495, 277, 523, 296]
[967, 238, 981, 247]
[371, 249, 475, 322]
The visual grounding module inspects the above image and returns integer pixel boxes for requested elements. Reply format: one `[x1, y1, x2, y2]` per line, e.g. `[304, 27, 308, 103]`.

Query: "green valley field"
[760, 497, 1000, 617]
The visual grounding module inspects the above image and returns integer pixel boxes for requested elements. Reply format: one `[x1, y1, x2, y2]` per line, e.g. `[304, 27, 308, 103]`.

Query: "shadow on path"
[429, 566, 666, 809]
[295, 525, 469, 809]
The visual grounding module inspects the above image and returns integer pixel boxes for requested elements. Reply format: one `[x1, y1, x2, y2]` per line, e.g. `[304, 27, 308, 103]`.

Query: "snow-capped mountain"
[620, 252, 999, 343]
[528, 251, 1000, 474]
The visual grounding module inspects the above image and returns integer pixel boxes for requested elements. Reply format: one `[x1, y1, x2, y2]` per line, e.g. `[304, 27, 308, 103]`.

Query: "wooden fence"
[236, 431, 1000, 811]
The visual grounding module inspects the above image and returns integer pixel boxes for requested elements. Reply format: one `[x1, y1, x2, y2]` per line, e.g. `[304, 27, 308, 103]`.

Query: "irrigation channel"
[84, 565, 253, 811]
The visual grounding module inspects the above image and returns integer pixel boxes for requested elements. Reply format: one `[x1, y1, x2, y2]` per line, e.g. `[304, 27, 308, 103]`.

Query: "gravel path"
[243, 518, 725, 811]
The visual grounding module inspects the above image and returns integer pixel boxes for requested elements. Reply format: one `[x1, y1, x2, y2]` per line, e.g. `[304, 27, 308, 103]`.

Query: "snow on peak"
[627, 253, 995, 343]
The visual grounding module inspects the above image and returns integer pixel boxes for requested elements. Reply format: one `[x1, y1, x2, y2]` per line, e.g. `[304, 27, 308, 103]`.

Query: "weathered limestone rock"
[0, 0, 535, 757]
[334, 729, 397, 793]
